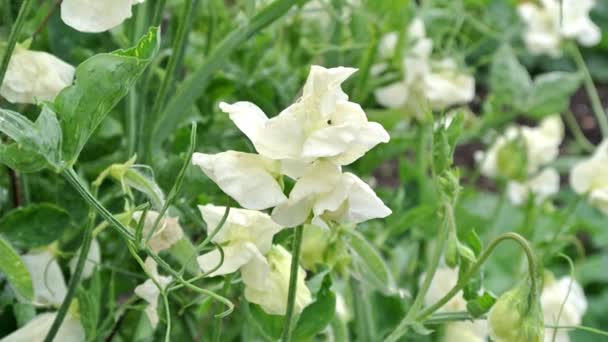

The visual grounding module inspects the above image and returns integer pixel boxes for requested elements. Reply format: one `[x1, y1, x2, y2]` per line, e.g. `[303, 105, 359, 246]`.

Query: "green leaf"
[489, 44, 532, 109]
[0, 237, 33, 301]
[293, 275, 336, 341]
[466, 291, 496, 318]
[524, 72, 582, 118]
[0, 105, 63, 171]
[56, 27, 160, 165]
[77, 270, 101, 340]
[346, 229, 394, 292]
[0, 203, 71, 249]
[247, 302, 284, 340]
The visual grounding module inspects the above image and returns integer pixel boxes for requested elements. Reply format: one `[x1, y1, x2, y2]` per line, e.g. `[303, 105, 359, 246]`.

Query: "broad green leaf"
[525, 72, 582, 118]
[346, 229, 394, 292]
[0, 237, 33, 301]
[489, 44, 531, 109]
[293, 275, 336, 341]
[0, 203, 71, 249]
[0, 105, 62, 171]
[247, 303, 284, 340]
[56, 27, 159, 166]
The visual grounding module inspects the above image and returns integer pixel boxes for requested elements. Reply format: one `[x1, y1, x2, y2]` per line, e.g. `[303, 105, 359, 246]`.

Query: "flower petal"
[21, 250, 67, 307]
[219, 101, 268, 144]
[61, 0, 145, 33]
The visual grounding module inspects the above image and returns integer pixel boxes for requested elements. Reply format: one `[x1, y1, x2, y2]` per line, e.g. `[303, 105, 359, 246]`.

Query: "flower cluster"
[192, 65, 391, 314]
[374, 18, 475, 111]
[476, 115, 564, 205]
[518, 0, 601, 57]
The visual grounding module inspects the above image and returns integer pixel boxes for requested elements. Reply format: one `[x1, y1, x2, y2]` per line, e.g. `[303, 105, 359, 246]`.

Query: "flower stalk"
[281, 225, 305, 342]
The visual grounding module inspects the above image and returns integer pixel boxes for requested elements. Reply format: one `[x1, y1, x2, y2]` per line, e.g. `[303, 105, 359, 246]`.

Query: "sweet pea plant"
[1, 0, 608, 341]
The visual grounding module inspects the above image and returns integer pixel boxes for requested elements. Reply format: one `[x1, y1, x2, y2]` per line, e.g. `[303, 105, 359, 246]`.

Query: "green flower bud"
[497, 139, 528, 181]
[445, 229, 459, 268]
[488, 280, 544, 342]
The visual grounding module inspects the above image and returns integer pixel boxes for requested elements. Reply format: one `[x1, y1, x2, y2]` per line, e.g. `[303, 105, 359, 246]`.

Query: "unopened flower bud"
[488, 280, 544, 342]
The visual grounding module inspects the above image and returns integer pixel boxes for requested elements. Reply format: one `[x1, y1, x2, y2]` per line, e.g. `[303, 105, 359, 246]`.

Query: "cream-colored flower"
[0, 312, 84, 342]
[518, 0, 601, 56]
[21, 249, 67, 307]
[0, 47, 74, 104]
[477, 115, 563, 179]
[242, 245, 312, 315]
[374, 18, 474, 110]
[69, 238, 101, 280]
[192, 151, 287, 210]
[423, 59, 475, 109]
[541, 276, 587, 342]
[197, 204, 284, 277]
[134, 257, 172, 328]
[220, 65, 389, 166]
[507, 168, 560, 205]
[443, 321, 488, 342]
[61, 0, 145, 33]
[570, 140, 608, 214]
[132, 210, 184, 253]
[271, 160, 391, 228]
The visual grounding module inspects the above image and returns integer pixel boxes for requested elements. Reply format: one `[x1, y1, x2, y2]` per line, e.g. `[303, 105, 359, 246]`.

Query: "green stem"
[43, 212, 95, 342]
[563, 110, 594, 153]
[571, 45, 608, 138]
[385, 232, 538, 342]
[417, 232, 537, 320]
[281, 225, 304, 342]
[152, 0, 168, 27]
[149, 0, 198, 129]
[0, 0, 32, 86]
[405, 203, 451, 319]
[63, 169, 134, 240]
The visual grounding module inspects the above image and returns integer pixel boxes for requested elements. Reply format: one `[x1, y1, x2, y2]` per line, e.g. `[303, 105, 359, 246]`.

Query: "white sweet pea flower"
[132, 210, 184, 253]
[69, 238, 101, 280]
[477, 115, 564, 179]
[541, 276, 587, 342]
[518, 0, 601, 56]
[507, 168, 560, 205]
[0, 312, 84, 342]
[0, 47, 74, 104]
[21, 249, 67, 307]
[197, 204, 284, 277]
[61, 0, 145, 33]
[374, 18, 474, 110]
[443, 321, 487, 342]
[271, 160, 391, 228]
[134, 257, 172, 328]
[242, 245, 312, 315]
[220, 65, 389, 166]
[570, 140, 608, 214]
[423, 59, 475, 109]
[192, 151, 287, 210]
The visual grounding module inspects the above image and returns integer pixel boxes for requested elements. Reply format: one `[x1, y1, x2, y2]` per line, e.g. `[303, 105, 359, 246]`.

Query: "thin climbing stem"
[281, 225, 304, 342]
[563, 110, 594, 153]
[385, 232, 538, 342]
[0, 0, 33, 85]
[571, 45, 608, 138]
[43, 211, 95, 342]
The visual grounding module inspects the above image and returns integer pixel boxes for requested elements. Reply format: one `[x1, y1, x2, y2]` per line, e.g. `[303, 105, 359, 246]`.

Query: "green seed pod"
[488, 280, 544, 342]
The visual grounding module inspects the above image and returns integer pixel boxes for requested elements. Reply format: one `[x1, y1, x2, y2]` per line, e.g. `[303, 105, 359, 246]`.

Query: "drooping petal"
[219, 101, 268, 144]
[60, 0, 145, 33]
[134, 258, 172, 328]
[132, 211, 184, 253]
[374, 81, 409, 108]
[0, 48, 74, 104]
[197, 242, 259, 277]
[243, 245, 311, 315]
[198, 204, 283, 253]
[0, 312, 85, 342]
[21, 250, 67, 307]
[192, 151, 287, 210]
